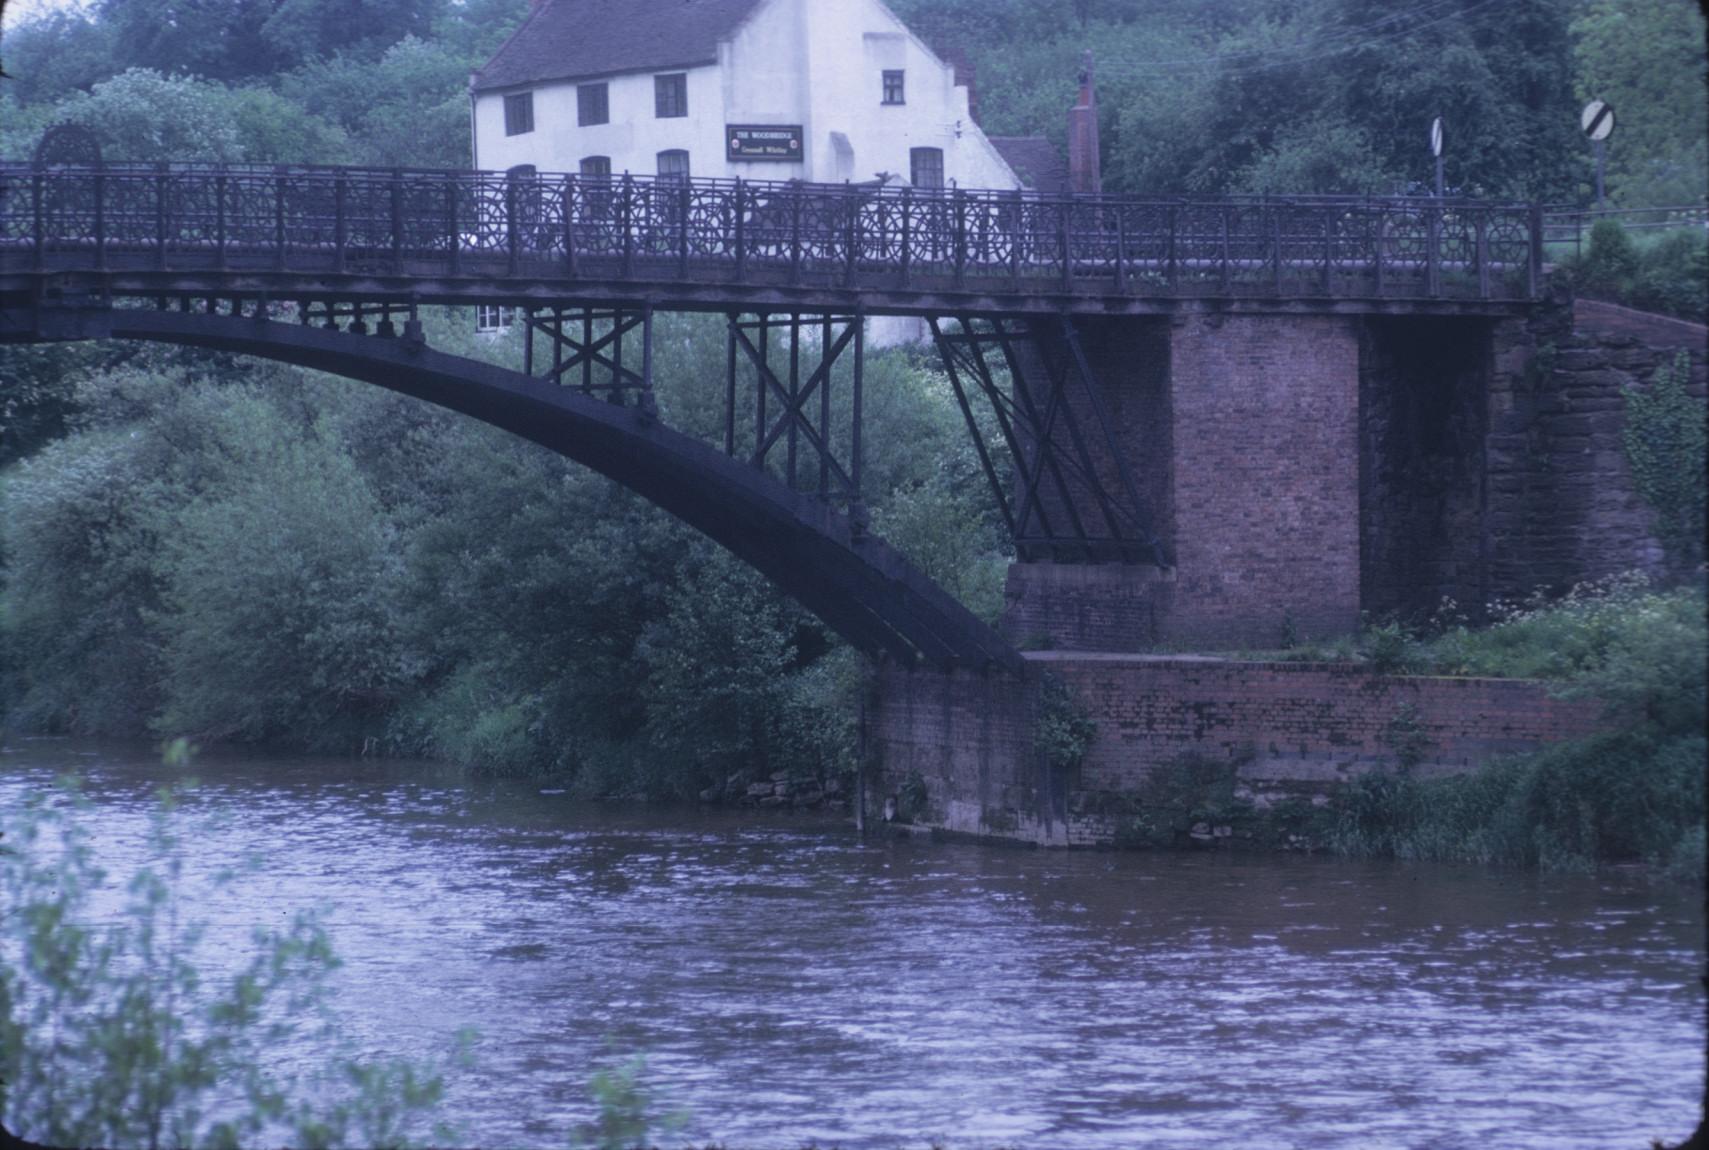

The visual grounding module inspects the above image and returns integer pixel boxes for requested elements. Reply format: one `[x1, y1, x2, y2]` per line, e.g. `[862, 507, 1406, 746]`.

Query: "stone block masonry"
[868, 655, 1609, 848]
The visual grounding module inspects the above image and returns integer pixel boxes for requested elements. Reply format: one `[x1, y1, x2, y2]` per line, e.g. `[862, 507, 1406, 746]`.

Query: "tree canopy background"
[0, 0, 1703, 793]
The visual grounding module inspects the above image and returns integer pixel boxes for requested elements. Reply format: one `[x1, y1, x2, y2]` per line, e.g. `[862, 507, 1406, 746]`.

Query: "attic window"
[578, 82, 609, 127]
[504, 92, 534, 136]
[882, 70, 905, 105]
[655, 73, 688, 119]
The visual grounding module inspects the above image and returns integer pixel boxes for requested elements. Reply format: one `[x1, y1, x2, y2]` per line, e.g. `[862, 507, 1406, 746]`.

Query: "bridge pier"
[1001, 312, 1364, 651]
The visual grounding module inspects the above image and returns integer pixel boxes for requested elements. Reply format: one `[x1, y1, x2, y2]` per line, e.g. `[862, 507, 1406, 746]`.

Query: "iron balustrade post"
[1059, 197, 1072, 292]
[1373, 209, 1386, 296]
[391, 169, 404, 272]
[844, 185, 859, 288]
[1166, 203, 1178, 290]
[564, 175, 578, 277]
[93, 167, 106, 271]
[953, 189, 968, 288]
[447, 174, 462, 275]
[677, 180, 691, 278]
[274, 169, 287, 272]
[900, 187, 913, 287]
[30, 165, 43, 271]
[216, 173, 228, 270]
[1426, 201, 1441, 297]
[1476, 211, 1490, 298]
[1010, 190, 1024, 289]
[1219, 207, 1231, 295]
[505, 175, 520, 276]
[334, 172, 348, 275]
[155, 164, 169, 271]
[790, 185, 803, 285]
[1114, 205, 1129, 293]
[1271, 208, 1283, 295]
[621, 175, 635, 279]
[1321, 206, 1334, 295]
[734, 179, 748, 283]
[1528, 203, 1543, 299]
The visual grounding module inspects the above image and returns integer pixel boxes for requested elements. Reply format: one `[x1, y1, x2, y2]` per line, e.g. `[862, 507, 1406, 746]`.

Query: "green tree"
[1572, 0, 1709, 207]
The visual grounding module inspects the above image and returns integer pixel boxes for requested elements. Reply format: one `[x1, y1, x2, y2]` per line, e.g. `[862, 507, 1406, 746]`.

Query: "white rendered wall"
[471, 0, 1021, 192]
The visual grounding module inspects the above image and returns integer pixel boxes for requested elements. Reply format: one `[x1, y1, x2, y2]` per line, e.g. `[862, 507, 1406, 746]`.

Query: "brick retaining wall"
[869, 655, 1610, 848]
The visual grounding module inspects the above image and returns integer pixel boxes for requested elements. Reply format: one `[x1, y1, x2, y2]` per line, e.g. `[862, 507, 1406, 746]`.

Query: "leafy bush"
[0, 773, 469, 1148]
[1623, 352, 1707, 574]
[1033, 674, 1097, 773]
[1566, 221, 1709, 322]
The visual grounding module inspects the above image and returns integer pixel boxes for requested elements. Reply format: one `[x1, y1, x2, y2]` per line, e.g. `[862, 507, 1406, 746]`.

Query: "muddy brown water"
[2, 740, 1702, 1148]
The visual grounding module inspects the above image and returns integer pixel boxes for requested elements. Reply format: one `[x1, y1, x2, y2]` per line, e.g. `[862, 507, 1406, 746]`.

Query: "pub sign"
[727, 125, 803, 162]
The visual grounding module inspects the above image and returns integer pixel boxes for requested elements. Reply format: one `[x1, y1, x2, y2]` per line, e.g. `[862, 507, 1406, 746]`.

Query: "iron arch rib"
[26, 306, 1022, 674]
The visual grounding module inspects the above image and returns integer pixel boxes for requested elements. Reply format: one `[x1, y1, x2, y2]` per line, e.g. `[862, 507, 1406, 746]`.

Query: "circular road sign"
[1431, 116, 1444, 158]
[1582, 100, 1615, 141]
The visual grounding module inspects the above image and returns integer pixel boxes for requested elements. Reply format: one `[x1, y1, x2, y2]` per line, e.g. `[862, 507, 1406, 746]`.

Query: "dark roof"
[990, 137, 1067, 194]
[473, 0, 770, 93]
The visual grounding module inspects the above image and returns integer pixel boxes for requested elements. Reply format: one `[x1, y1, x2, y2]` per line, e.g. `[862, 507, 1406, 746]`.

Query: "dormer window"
[655, 73, 688, 118]
[882, 70, 905, 105]
[504, 92, 534, 136]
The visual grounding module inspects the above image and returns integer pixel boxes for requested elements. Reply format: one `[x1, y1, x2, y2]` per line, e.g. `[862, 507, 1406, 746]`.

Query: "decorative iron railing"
[0, 163, 1546, 302]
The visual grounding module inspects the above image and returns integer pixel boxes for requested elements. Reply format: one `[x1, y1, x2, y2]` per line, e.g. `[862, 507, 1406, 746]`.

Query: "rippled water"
[2, 739, 1702, 1148]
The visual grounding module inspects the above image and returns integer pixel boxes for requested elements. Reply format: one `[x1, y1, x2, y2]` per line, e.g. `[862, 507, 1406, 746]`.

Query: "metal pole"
[1435, 153, 1445, 199]
[1593, 138, 1606, 208]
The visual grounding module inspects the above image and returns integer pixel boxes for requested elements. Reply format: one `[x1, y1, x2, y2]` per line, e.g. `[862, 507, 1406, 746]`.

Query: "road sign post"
[1581, 100, 1615, 207]
[1431, 116, 1445, 197]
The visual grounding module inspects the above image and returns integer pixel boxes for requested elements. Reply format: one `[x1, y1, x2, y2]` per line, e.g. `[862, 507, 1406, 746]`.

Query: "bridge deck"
[2, 164, 1543, 315]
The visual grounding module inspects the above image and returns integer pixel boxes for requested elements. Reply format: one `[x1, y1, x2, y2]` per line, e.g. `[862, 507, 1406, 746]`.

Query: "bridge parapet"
[1, 163, 1543, 312]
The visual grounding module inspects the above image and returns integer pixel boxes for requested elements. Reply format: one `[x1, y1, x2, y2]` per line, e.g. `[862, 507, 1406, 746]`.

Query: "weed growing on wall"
[1623, 351, 1706, 573]
[1034, 674, 1097, 774]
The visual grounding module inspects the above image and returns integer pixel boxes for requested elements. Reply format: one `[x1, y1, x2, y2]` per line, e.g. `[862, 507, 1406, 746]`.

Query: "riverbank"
[871, 576, 1706, 875]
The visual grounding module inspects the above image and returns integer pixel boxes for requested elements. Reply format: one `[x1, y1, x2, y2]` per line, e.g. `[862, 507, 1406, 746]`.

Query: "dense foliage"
[0, 315, 1006, 797]
[1564, 219, 1709, 323]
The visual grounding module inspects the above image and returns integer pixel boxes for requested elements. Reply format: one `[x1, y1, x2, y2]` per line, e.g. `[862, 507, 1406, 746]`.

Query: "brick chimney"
[1067, 50, 1101, 196]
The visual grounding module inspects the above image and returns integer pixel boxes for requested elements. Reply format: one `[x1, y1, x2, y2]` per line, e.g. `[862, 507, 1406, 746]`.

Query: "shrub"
[0, 774, 469, 1148]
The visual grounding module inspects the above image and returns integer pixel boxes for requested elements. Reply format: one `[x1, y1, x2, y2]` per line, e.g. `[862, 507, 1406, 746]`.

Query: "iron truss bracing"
[0, 163, 1546, 313]
[931, 316, 1166, 566]
[1, 293, 1022, 673]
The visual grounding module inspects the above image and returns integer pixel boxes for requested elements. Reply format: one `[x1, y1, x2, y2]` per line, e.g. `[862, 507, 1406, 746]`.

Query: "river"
[1, 739, 1702, 1149]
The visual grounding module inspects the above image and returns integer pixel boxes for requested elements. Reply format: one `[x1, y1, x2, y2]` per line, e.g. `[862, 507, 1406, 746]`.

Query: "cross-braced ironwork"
[724, 312, 864, 516]
[521, 305, 657, 412]
[931, 315, 1165, 565]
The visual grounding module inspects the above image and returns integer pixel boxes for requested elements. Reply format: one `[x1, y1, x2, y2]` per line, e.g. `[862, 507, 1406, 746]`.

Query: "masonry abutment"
[1003, 312, 1364, 652]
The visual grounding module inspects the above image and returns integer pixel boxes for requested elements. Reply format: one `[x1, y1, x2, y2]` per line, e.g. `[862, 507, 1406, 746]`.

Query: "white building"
[468, 0, 1037, 193]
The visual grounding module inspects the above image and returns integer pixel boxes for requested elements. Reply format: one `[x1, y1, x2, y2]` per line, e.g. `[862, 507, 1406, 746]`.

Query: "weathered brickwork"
[1485, 288, 1706, 599]
[1001, 561, 1173, 652]
[869, 655, 1611, 848]
[1166, 314, 1363, 645]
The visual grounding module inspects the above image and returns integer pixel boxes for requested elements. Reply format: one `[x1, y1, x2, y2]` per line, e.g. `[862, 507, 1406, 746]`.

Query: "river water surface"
[2, 740, 1702, 1149]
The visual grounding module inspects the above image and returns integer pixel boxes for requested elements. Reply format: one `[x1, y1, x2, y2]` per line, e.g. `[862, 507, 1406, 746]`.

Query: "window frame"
[503, 91, 534, 136]
[579, 155, 612, 179]
[654, 72, 689, 119]
[656, 149, 691, 182]
[910, 146, 944, 190]
[882, 70, 906, 106]
[577, 82, 610, 127]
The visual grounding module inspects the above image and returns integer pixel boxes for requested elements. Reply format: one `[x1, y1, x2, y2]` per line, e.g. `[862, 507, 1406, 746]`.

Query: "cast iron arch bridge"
[0, 161, 1546, 672]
